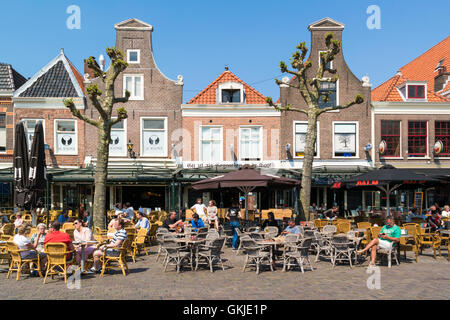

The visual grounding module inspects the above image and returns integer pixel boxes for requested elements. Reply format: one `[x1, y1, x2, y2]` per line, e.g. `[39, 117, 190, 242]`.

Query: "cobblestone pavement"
[0, 244, 448, 300]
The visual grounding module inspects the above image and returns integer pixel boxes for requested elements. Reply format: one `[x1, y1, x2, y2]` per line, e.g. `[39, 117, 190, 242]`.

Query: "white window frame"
[22, 118, 46, 151]
[54, 119, 78, 155]
[217, 82, 244, 104]
[405, 82, 427, 101]
[127, 49, 140, 64]
[199, 125, 223, 162]
[318, 51, 333, 70]
[407, 120, 429, 159]
[293, 121, 320, 159]
[140, 117, 168, 157]
[123, 74, 144, 100]
[332, 121, 359, 159]
[109, 118, 127, 157]
[318, 80, 339, 112]
[238, 126, 263, 161]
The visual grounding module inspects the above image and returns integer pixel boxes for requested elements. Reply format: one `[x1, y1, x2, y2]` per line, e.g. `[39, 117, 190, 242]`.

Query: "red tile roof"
[68, 60, 85, 91]
[372, 36, 450, 102]
[187, 70, 266, 104]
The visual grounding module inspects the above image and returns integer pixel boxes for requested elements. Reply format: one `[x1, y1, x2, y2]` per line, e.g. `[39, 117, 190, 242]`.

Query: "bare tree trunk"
[300, 112, 318, 221]
[92, 125, 110, 230]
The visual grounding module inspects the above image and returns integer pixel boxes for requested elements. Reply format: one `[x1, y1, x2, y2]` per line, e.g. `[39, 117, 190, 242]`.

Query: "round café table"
[73, 240, 98, 274]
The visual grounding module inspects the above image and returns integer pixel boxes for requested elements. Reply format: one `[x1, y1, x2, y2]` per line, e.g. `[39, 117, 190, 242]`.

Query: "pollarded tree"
[64, 47, 129, 230]
[266, 33, 364, 221]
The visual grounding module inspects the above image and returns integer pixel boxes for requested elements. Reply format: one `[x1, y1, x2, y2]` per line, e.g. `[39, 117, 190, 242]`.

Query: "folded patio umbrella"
[13, 122, 29, 209]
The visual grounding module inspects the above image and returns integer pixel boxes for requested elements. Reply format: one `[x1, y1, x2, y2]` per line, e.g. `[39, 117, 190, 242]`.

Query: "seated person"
[44, 221, 75, 261]
[1, 210, 10, 224]
[91, 218, 128, 273]
[441, 205, 450, 218]
[206, 200, 219, 230]
[261, 211, 280, 235]
[14, 212, 24, 233]
[323, 206, 338, 220]
[191, 213, 205, 231]
[135, 211, 150, 233]
[30, 223, 47, 253]
[57, 210, 69, 224]
[281, 219, 300, 235]
[162, 210, 184, 231]
[356, 217, 401, 268]
[13, 224, 47, 275]
[123, 202, 135, 221]
[426, 207, 442, 232]
[73, 219, 95, 265]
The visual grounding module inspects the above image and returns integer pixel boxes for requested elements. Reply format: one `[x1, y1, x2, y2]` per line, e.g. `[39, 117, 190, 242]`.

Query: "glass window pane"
[143, 119, 165, 130]
[112, 120, 124, 129]
[57, 121, 75, 132]
[125, 77, 132, 92]
[134, 77, 142, 97]
[295, 123, 307, 133]
[201, 127, 210, 140]
[222, 90, 231, 103]
[202, 141, 211, 161]
[129, 51, 138, 62]
[232, 89, 241, 102]
[211, 128, 220, 140]
[334, 123, 356, 133]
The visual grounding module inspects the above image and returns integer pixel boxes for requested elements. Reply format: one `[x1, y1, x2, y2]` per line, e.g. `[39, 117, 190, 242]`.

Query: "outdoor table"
[73, 240, 98, 274]
[175, 237, 206, 270]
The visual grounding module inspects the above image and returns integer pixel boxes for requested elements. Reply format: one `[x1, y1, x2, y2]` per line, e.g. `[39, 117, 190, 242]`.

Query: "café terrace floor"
[0, 245, 448, 300]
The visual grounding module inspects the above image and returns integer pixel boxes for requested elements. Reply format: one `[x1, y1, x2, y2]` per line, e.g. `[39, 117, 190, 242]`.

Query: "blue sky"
[1, 0, 449, 103]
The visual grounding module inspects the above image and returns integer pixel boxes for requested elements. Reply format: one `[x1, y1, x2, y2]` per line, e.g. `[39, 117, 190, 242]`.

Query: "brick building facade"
[277, 18, 372, 211]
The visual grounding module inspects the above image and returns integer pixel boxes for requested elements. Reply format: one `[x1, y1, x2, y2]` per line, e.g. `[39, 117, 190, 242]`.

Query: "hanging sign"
[434, 140, 443, 155]
[378, 140, 386, 155]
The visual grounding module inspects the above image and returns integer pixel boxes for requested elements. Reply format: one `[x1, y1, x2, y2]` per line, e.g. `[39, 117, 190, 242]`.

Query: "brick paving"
[0, 244, 448, 300]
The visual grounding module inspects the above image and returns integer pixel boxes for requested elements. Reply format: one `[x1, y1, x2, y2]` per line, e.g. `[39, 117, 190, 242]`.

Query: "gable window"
[333, 122, 357, 157]
[55, 120, 77, 155]
[222, 89, 241, 103]
[407, 85, 425, 99]
[124, 75, 144, 100]
[200, 126, 222, 161]
[109, 119, 127, 157]
[127, 50, 140, 64]
[294, 122, 318, 157]
[318, 81, 337, 109]
[141, 118, 167, 157]
[380, 120, 401, 157]
[435, 121, 450, 156]
[239, 127, 261, 161]
[0, 114, 5, 152]
[408, 121, 427, 157]
[23, 119, 45, 150]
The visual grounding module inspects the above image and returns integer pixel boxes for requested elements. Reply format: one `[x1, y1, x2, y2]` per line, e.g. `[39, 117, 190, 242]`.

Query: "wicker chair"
[131, 228, 148, 262]
[331, 236, 355, 268]
[337, 221, 351, 234]
[100, 238, 131, 276]
[416, 226, 441, 259]
[155, 229, 172, 262]
[6, 242, 42, 280]
[322, 225, 337, 237]
[313, 231, 333, 263]
[264, 226, 279, 239]
[357, 222, 372, 230]
[282, 237, 314, 273]
[43, 242, 74, 283]
[1, 223, 15, 236]
[161, 237, 192, 273]
[196, 238, 226, 272]
[241, 238, 273, 274]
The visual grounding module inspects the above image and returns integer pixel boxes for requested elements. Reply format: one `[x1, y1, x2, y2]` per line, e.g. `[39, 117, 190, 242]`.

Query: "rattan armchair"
[6, 242, 42, 280]
[196, 238, 226, 272]
[43, 242, 74, 283]
[131, 228, 148, 262]
[241, 238, 273, 274]
[282, 237, 314, 273]
[416, 225, 441, 259]
[100, 238, 131, 276]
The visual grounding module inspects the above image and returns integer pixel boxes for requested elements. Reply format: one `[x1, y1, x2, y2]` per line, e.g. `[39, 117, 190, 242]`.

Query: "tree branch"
[86, 56, 105, 80]
[86, 84, 108, 119]
[317, 94, 364, 115]
[113, 90, 131, 104]
[63, 98, 100, 127]
[110, 107, 128, 126]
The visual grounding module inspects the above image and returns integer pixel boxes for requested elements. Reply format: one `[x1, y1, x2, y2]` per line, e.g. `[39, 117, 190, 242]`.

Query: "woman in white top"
[73, 219, 95, 265]
[13, 224, 47, 274]
[206, 200, 219, 229]
[13, 213, 24, 233]
[30, 223, 47, 253]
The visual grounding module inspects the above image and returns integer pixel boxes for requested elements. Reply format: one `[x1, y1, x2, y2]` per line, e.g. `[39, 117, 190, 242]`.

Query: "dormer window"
[218, 82, 244, 104]
[222, 89, 241, 103]
[407, 85, 425, 99]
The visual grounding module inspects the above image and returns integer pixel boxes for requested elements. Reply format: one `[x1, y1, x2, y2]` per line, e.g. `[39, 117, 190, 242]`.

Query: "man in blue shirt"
[282, 219, 300, 235]
[191, 213, 205, 231]
[135, 211, 150, 233]
[57, 210, 69, 224]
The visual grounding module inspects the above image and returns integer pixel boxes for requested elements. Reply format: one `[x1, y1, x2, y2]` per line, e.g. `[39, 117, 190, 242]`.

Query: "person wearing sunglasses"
[73, 219, 95, 265]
